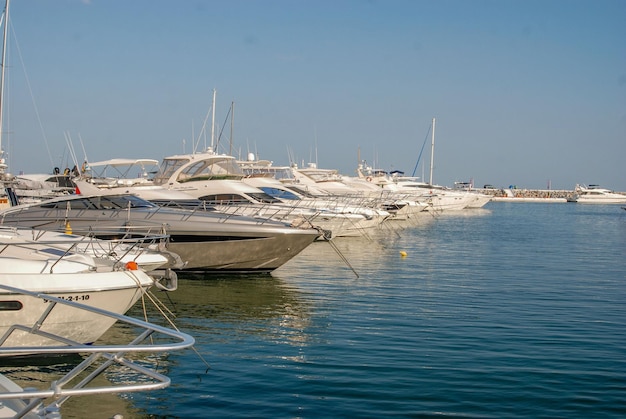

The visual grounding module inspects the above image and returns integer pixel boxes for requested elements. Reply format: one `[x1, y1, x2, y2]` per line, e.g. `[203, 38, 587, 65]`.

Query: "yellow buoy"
[399, 251, 407, 257]
[65, 221, 72, 234]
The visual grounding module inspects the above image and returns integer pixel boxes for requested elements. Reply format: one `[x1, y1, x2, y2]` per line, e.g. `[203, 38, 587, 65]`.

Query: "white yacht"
[0, 231, 160, 348]
[0, 192, 319, 273]
[452, 181, 493, 208]
[370, 174, 477, 211]
[567, 184, 626, 204]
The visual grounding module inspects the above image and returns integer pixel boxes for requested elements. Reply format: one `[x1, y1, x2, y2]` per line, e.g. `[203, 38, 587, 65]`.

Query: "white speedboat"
[0, 241, 157, 347]
[567, 184, 626, 204]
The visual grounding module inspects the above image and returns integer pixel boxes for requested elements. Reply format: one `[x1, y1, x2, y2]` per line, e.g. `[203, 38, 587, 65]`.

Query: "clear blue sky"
[3, 0, 625, 190]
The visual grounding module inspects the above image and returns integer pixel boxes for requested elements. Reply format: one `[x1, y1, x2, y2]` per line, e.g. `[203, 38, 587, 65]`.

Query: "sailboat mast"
[0, 0, 9, 174]
[229, 101, 234, 156]
[429, 117, 435, 185]
[210, 88, 216, 151]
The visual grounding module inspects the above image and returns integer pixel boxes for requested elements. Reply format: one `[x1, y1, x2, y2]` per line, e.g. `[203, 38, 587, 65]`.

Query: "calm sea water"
[9, 202, 626, 418]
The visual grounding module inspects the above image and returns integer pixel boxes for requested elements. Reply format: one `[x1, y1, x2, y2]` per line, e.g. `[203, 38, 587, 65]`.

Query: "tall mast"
[429, 117, 435, 185]
[0, 0, 10, 175]
[229, 101, 234, 156]
[210, 88, 216, 151]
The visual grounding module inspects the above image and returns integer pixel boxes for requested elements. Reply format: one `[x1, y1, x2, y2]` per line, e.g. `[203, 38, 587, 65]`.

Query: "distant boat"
[356, 118, 488, 211]
[566, 184, 626, 204]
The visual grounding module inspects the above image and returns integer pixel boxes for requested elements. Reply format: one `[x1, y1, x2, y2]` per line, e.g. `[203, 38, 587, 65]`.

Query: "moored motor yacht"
[566, 184, 626, 204]
[452, 181, 492, 208]
[0, 234, 159, 347]
[0, 192, 319, 272]
[372, 175, 476, 211]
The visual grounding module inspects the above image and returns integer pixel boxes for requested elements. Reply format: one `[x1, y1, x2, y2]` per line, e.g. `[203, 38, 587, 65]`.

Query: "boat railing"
[211, 201, 317, 225]
[0, 284, 195, 417]
[0, 225, 171, 263]
[148, 198, 299, 227]
[307, 194, 381, 214]
[0, 226, 182, 287]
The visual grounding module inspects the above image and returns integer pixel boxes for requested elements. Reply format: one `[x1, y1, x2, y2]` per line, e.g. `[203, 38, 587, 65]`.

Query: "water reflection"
[273, 215, 438, 281]
[128, 275, 313, 347]
[113, 213, 489, 417]
[0, 359, 142, 418]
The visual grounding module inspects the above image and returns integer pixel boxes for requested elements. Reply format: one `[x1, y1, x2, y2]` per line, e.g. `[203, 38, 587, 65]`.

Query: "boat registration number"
[44, 295, 91, 302]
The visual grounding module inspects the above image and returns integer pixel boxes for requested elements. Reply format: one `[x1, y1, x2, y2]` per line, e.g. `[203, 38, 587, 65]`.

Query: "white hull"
[288, 212, 364, 239]
[464, 194, 492, 208]
[0, 270, 152, 347]
[335, 214, 385, 237]
[570, 198, 626, 204]
[424, 193, 475, 211]
[567, 196, 626, 204]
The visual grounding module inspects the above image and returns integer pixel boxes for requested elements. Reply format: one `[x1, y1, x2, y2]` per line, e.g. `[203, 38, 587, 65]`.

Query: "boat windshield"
[152, 158, 188, 185]
[39, 195, 157, 210]
[241, 166, 295, 181]
[298, 169, 342, 182]
[197, 193, 251, 205]
[286, 185, 317, 198]
[247, 192, 283, 204]
[176, 158, 243, 182]
[258, 187, 301, 201]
